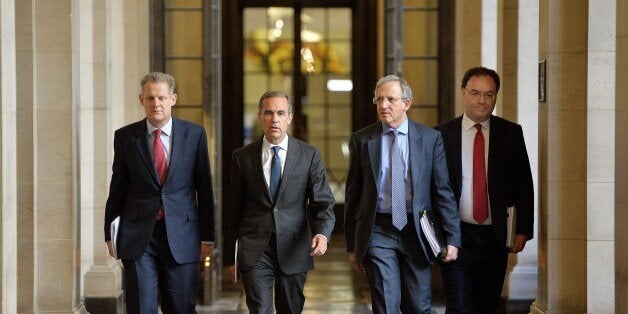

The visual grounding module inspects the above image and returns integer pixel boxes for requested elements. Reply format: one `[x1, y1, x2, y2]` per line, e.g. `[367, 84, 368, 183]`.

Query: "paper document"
[233, 239, 239, 283]
[110, 216, 120, 259]
[420, 211, 443, 257]
[506, 206, 517, 248]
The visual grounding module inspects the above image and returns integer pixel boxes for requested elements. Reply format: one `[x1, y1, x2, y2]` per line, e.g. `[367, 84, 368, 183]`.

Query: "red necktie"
[153, 129, 167, 219]
[473, 124, 489, 224]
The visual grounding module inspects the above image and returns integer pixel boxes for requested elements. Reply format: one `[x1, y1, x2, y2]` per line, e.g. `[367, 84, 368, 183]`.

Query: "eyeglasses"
[465, 88, 497, 101]
[373, 96, 403, 104]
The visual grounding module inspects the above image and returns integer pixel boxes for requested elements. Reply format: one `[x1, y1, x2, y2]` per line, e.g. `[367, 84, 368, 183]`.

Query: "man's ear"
[171, 94, 178, 106]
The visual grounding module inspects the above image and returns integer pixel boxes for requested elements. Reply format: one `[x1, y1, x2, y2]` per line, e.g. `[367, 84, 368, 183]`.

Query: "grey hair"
[373, 75, 414, 102]
[140, 72, 176, 95]
[258, 91, 293, 114]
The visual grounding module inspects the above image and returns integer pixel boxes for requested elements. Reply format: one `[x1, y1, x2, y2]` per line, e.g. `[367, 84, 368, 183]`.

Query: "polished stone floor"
[196, 234, 532, 313]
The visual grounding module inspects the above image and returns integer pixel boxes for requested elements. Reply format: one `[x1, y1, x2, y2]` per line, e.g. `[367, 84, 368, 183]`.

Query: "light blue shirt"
[377, 118, 412, 213]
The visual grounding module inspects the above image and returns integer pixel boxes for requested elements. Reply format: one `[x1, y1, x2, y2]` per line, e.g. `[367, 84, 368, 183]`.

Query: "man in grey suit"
[223, 91, 336, 313]
[344, 75, 461, 313]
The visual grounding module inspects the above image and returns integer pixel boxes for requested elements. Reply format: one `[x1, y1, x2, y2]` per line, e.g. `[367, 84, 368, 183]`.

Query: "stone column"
[81, 0, 124, 312]
[14, 0, 35, 312]
[0, 0, 18, 313]
[501, 0, 540, 301]
[586, 0, 616, 312]
[616, 0, 628, 312]
[533, 0, 588, 312]
[32, 0, 85, 312]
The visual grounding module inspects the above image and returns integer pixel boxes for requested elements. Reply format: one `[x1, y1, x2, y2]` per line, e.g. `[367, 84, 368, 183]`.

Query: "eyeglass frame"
[463, 88, 497, 101]
[372, 96, 407, 105]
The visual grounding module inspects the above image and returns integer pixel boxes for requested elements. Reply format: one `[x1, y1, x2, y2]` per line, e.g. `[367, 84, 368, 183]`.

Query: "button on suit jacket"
[104, 117, 215, 264]
[223, 136, 336, 275]
[344, 120, 461, 264]
[435, 115, 534, 244]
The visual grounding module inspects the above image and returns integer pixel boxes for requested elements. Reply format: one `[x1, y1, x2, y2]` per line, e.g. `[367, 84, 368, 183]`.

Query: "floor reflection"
[197, 234, 530, 313]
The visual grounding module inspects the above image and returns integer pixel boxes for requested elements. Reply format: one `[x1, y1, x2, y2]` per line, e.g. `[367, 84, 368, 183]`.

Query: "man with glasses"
[435, 67, 534, 313]
[344, 75, 461, 313]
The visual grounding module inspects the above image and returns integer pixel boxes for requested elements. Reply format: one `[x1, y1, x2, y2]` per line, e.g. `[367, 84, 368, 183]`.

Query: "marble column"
[1, 0, 18, 313]
[454, 0, 482, 113]
[533, 0, 588, 312]
[81, 0, 124, 312]
[14, 0, 35, 312]
[586, 0, 616, 312]
[616, 0, 628, 312]
[501, 0, 540, 301]
[32, 0, 85, 312]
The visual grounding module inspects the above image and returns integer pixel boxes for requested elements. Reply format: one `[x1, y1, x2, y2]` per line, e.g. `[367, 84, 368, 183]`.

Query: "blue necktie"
[269, 146, 282, 202]
[390, 130, 407, 230]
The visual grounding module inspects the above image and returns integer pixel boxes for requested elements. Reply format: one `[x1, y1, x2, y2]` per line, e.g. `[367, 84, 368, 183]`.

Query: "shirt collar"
[147, 118, 173, 136]
[462, 113, 490, 132]
[262, 135, 289, 152]
[382, 117, 409, 136]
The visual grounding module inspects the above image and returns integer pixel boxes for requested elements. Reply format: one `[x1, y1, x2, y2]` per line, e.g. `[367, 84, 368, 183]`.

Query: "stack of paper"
[506, 206, 517, 248]
[420, 211, 443, 257]
[110, 216, 120, 259]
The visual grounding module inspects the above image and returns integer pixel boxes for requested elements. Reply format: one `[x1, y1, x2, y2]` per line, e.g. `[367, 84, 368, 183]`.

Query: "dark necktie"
[153, 129, 167, 220]
[390, 130, 407, 230]
[269, 146, 282, 202]
[473, 124, 489, 224]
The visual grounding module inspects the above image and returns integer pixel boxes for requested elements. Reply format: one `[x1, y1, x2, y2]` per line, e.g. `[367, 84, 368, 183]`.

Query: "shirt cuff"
[314, 234, 327, 241]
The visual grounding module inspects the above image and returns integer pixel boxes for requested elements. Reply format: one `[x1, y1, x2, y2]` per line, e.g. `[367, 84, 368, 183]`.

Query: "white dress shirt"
[261, 136, 288, 188]
[459, 114, 492, 225]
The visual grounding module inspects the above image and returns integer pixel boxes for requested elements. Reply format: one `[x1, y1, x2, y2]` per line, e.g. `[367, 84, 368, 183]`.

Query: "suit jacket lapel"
[367, 124, 383, 194]
[449, 116, 463, 193]
[164, 118, 187, 186]
[275, 137, 300, 202]
[247, 138, 273, 203]
[408, 121, 423, 199]
[132, 119, 161, 185]
[487, 115, 498, 186]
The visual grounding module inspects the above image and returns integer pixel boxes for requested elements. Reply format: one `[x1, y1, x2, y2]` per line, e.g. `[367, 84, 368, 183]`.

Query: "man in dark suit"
[344, 75, 461, 313]
[104, 72, 215, 313]
[223, 91, 335, 313]
[435, 67, 534, 313]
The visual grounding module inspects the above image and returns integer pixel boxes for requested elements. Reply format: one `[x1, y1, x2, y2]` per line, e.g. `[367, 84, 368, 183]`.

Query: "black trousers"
[440, 222, 509, 314]
[240, 233, 307, 314]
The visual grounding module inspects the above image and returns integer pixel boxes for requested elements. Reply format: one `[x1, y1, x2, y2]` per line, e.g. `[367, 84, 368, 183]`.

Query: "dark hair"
[258, 91, 293, 114]
[140, 72, 176, 95]
[461, 67, 501, 92]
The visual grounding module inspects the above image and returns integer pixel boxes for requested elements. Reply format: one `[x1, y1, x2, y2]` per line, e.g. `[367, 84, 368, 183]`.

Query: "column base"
[84, 294, 124, 314]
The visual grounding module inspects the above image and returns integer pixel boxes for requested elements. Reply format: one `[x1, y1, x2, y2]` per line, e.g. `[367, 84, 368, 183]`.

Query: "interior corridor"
[196, 234, 531, 313]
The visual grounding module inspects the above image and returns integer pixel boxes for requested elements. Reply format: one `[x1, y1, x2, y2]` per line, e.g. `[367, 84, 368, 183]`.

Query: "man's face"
[462, 75, 497, 123]
[139, 82, 177, 128]
[258, 96, 293, 144]
[375, 81, 410, 129]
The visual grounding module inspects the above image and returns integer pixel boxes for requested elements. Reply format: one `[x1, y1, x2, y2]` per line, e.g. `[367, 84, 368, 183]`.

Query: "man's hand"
[200, 243, 214, 262]
[348, 252, 366, 275]
[441, 245, 459, 262]
[509, 234, 528, 253]
[310, 235, 328, 256]
[226, 265, 238, 283]
[106, 241, 114, 258]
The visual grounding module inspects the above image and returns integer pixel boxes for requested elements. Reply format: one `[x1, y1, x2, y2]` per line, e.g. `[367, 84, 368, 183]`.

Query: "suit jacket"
[104, 117, 215, 264]
[435, 115, 534, 245]
[222, 136, 336, 275]
[344, 119, 461, 264]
